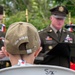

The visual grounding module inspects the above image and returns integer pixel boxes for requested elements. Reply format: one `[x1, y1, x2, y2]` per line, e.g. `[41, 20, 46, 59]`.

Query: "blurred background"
[0, 0, 75, 30]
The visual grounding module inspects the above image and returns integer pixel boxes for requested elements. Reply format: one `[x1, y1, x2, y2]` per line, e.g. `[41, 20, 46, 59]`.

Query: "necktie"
[57, 30, 61, 41]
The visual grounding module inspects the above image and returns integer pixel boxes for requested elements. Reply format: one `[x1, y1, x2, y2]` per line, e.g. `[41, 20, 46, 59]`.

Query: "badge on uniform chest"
[45, 36, 52, 41]
[45, 36, 53, 44]
[64, 34, 73, 43]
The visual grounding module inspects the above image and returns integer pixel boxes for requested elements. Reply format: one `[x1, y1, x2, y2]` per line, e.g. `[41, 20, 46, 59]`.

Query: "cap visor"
[53, 15, 66, 19]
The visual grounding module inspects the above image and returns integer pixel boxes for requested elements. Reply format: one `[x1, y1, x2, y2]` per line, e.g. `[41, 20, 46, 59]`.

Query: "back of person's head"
[5, 22, 41, 55]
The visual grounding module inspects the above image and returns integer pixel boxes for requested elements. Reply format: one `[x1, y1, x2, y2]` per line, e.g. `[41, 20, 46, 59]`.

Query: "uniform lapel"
[60, 29, 67, 42]
[46, 26, 59, 42]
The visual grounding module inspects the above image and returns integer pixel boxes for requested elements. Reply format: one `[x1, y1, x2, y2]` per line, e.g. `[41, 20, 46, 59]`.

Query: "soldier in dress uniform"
[35, 5, 75, 68]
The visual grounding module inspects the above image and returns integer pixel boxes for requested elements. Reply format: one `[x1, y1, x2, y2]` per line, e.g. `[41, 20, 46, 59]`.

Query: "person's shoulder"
[39, 26, 49, 33]
[38, 28, 47, 35]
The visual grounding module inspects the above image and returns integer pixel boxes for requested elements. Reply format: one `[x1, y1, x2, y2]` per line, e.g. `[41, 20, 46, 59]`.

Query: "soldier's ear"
[1, 46, 9, 57]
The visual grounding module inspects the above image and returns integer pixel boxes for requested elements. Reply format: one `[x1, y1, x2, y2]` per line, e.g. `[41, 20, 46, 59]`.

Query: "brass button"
[49, 46, 52, 49]
[49, 30, 52, 32]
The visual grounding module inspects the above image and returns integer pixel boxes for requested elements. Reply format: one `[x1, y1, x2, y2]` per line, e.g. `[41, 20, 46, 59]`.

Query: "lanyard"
[18, 59, 26, 66]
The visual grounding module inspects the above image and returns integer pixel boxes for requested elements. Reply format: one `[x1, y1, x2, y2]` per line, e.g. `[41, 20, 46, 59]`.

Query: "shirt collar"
[50, 24, 62, 33]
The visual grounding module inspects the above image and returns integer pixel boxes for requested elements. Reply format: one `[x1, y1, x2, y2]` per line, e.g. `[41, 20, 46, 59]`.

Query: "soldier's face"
[50, 16, 65, 30]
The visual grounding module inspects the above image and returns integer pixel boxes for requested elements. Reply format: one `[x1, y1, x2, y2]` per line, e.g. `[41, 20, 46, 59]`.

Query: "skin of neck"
[2, 46, 42, 66]
[9, 53, 35, 66]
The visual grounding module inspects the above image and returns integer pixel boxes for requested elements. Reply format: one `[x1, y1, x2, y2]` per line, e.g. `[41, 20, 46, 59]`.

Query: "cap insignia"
[59, 6, 64, 12]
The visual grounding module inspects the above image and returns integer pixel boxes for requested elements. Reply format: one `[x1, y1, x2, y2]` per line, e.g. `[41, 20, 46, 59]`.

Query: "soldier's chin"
[56, 26, 62, 30]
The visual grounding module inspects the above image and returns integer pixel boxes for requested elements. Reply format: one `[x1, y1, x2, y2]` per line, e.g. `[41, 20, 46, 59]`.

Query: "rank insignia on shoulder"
[46, 36, 52, 40]
[38, 29, 43, 32]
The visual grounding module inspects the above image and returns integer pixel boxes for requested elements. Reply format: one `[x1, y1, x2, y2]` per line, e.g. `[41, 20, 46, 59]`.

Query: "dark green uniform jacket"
[35, 25, 75, 68]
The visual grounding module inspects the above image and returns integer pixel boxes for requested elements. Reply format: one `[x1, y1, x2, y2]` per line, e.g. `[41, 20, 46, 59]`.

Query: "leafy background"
[0, 0, 75, 30]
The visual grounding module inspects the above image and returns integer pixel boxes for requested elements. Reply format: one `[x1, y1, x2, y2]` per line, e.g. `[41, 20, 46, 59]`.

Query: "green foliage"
[2, 0, 75, 31]
[5, 11, 50, 30]
[5, 11, 26, 29]
[30, 16, 49, 30]
[66, 1, 75, 17]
